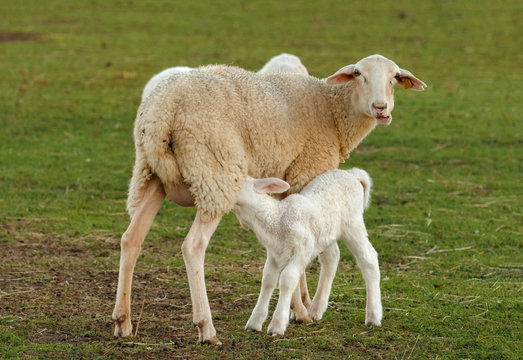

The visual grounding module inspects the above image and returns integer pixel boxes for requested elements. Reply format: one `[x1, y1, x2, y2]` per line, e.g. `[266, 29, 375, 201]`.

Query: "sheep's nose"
[372, 102, 387, 111]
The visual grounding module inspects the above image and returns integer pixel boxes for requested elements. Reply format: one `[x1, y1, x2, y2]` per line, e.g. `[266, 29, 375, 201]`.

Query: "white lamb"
[112, 54, 425, 344]
[233, 168, 380, 336]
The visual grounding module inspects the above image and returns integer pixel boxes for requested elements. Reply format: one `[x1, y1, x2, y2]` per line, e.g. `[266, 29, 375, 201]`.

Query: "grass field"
[0, 0, 521, 359]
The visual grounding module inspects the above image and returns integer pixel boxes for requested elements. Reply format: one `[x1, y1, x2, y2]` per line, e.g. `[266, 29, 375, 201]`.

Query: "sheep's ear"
[326, 65, 356, 84]
[398, 68, 427, 91]
[254, 178, 290, 194]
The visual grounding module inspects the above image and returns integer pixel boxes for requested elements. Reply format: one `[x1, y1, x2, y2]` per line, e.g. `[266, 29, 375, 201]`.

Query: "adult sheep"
[112, 54, 426, 344]
[138, 54, 315, 318]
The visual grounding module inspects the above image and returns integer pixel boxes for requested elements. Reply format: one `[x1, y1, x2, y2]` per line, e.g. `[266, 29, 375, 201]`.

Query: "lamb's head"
[233, 176, 289, 230]
[326, 54, 426, 126]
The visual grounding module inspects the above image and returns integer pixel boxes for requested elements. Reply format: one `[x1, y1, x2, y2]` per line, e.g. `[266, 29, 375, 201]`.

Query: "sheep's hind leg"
[290, 279, 312, 323]
[181, 210, 222, 345]
[299, 273, 312, 308]
[112, 177, 165, 337]
[342, 220, 382, 326]
[309, 242, 340, 320]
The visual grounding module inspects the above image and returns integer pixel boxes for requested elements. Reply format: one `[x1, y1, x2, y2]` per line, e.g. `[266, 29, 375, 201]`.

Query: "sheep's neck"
[327, 85, 376, 162]
[247, 197, 283, 249]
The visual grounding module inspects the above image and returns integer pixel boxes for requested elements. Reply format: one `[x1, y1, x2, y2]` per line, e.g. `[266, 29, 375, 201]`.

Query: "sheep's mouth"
[376, 115, 392, 126]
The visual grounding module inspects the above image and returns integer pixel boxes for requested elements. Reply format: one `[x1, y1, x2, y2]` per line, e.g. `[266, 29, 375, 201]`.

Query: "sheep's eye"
[394, 74, 401, 81]
[353, 69, 361, 77]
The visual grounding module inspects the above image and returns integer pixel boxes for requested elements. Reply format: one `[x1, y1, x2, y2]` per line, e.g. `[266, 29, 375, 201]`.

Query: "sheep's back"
[134, 65, 329, 184]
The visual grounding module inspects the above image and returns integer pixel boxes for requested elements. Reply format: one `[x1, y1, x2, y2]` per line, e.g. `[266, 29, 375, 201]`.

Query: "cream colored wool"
[114, 55, 426, 342]
[128, 65, 376, 222]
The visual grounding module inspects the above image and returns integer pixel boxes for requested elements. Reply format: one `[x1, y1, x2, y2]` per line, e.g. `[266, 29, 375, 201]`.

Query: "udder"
[164, 182, 195, 207]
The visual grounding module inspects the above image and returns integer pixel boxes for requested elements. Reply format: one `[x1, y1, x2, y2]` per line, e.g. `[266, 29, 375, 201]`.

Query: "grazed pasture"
[0, 1, 521, 359]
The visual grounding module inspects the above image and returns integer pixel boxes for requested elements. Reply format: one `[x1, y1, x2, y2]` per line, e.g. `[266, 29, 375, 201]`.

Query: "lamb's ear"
[254, 178, 290, 194]
[398, 68, 427, 91]
[326, 65, 356, 84]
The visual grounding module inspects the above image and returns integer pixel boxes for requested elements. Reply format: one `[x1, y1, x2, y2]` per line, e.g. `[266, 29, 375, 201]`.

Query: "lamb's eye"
[353, 69, 361, 77]
[394, 74, 401, 81]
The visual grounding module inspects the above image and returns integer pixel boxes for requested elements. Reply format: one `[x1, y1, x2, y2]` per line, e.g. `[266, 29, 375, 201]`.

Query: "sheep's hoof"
[201, 336, 223, 346]
[113, 313, 133, 337]
[245, 323, 263, 332]
[365, 319, 382, 327]
[365, 312, 382, 327]
[267, 320, 286, 336]
[308, 304, 327, 321]
[267, 328, 284, 337]
[295, 314, 312, 324]
[196, 320, 222, 346]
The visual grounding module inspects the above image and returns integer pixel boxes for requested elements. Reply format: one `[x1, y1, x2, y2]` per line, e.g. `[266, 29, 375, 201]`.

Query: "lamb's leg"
[300, 273, 312, 308]
[290, 280, 312, 323]
[245, 254, 281, 331]
[284, 144, 340, 320]
[309, 242, 340, 320]
[342, 219, 382, 326]
[268, 262, 304, 336]
[181, 210, 222, 345]
[112, 177, 165, 337]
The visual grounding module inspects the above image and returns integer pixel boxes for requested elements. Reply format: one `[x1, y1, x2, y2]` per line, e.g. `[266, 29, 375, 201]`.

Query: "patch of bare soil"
[0, 32, 40, 43]
[0, 226, 255, 357]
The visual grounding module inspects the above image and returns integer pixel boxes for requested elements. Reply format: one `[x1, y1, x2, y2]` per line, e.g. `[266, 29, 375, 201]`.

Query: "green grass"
[0, 0, 521, 359]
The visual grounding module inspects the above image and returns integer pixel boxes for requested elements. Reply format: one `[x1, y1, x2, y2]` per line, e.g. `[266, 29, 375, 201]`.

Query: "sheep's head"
[233, 176, 289, 230]
[326, 54, 426, 126]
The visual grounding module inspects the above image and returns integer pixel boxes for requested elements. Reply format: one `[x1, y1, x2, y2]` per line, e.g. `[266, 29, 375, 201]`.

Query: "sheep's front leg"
[343, 219, 382, 326]
[181, 211, 222, 344]
[245, 254, 281, 331]
[113, 178, 165, 337]
[268, 263, 304, 336]
[309, 242, 340, 320]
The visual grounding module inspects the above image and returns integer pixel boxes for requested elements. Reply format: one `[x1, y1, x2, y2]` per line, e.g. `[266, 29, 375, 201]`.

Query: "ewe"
[139, 54, 314, 316]
[233, 169, 379, 336]
[112, 54, 426, 344]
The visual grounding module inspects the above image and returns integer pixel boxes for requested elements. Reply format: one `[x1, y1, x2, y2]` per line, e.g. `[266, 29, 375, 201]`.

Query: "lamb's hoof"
[365, 319, 382, 327]
[365, 312, 382, 327]
[267, 328, 284, 337]
[201, 336, 223, 346]
[267, 320, 286, 336]
[245, 323, 263, 332]
[308, 304, 327, 321]
[295, 314, 312, 324]
[113, 314, 133, 337]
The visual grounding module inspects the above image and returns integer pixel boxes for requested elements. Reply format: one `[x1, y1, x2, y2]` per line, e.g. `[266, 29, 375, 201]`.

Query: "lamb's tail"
[347, 168, 372, 211]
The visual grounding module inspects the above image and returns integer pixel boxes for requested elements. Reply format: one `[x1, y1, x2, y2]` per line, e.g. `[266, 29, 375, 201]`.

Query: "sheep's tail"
[348, 168, 372, 211]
